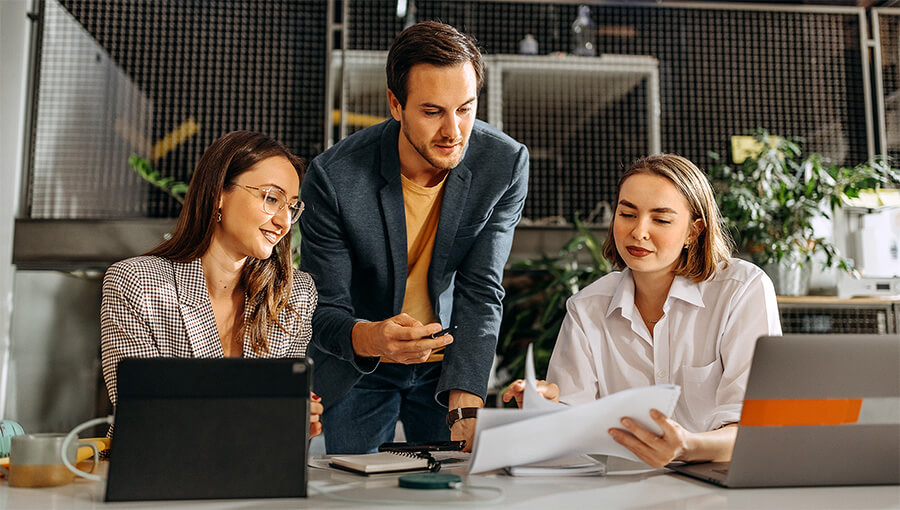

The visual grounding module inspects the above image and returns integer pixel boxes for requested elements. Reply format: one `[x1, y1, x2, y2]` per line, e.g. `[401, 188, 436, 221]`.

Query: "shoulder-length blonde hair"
[601, 154, 734, 282]
[147, 131, 304, 355]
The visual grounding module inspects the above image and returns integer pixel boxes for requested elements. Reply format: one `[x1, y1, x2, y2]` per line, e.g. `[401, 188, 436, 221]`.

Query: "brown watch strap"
[446, 407, 479, 428]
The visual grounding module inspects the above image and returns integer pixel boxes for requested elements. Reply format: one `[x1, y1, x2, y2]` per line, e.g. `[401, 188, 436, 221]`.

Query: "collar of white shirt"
[605, 269, 706, 322]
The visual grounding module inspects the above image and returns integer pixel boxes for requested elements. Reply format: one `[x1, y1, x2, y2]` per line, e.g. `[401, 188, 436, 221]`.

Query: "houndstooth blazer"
[100, 256, 316, 407]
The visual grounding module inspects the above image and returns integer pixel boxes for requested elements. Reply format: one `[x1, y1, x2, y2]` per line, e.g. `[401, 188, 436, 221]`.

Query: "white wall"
[0, 0, 31, 418]
[9, 271, 104, 432]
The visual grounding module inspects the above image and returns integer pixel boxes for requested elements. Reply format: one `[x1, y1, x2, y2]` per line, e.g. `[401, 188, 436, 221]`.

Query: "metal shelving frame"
[777, 297, 900, 335]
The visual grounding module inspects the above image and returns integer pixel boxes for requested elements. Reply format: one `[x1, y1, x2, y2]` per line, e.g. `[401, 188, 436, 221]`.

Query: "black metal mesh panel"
[779, 305, 895, 334]
[878, 10, 900, 159]
[31, 0, 327, 218]
[30, 2, 873, 222]
[29, 0, 150, 218]
[340, 2, 869, 223]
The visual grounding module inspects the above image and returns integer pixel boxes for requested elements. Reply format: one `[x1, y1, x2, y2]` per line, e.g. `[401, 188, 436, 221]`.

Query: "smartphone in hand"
[427, 325, 457, 339]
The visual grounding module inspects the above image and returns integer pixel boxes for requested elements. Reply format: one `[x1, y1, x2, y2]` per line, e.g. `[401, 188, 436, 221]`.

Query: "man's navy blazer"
[299, 119, 529, 407]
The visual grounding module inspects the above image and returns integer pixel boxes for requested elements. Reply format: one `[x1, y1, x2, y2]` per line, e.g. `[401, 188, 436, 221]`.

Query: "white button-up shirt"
[547, 258, 782, 433]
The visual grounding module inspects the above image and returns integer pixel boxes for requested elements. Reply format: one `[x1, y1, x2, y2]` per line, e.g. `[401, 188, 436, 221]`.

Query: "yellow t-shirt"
[382, 172, 447, 363]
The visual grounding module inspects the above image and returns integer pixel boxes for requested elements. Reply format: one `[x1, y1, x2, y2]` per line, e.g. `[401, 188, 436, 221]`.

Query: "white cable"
[308, 481, 504, 505]
[59, 416, 504, 505]
[61, 415, 113, 482]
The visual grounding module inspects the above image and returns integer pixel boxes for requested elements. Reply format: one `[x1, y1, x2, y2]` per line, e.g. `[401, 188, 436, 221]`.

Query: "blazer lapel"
[240, 294, 259, 358]
[240, 294, 291, 358]
[379, 122, 408, 314]
[429, 162, 471, 288]
[174, 259, 224, 357]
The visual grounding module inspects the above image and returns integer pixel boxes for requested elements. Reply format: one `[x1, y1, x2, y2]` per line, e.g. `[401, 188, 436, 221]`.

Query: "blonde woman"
[504, 154, 781, 466]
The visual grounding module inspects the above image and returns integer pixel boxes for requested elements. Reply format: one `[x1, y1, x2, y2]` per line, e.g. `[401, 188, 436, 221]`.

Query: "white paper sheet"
[470, 345, 681, 474]
[523, 344, 567, 411]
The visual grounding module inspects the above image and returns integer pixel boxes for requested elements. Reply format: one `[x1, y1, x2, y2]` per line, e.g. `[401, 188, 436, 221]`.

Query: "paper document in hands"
[522, 344, 566, 411]
[470, 345, 680, 474]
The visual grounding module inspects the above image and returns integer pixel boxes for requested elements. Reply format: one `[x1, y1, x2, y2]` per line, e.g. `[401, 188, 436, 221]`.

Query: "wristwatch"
[446, 407, 479, 429]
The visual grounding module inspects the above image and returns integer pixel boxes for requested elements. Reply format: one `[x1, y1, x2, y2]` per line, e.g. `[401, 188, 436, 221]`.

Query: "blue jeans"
[322, 361, 449, 454]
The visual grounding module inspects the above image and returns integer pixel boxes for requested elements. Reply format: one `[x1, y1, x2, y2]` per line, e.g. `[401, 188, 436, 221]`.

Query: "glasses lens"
[289, 201, 304, 224]
[261, 188, 287, 216]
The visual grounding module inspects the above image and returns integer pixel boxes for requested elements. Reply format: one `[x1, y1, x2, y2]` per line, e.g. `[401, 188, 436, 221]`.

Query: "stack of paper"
[469, 345, 681, 474]
[504, 454, 607, 477]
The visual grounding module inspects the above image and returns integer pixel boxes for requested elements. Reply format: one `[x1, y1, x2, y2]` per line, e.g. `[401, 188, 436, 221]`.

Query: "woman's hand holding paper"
[501, 379, 560, 408]
[609, 409, 739, 467]
[608, 408, 689, 467]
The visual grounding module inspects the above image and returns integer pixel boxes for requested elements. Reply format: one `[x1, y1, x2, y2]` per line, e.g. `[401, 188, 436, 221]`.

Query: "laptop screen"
[671, 334, 899, 488]
[730, 334, 900, 487]
[105, 358, 311, 501]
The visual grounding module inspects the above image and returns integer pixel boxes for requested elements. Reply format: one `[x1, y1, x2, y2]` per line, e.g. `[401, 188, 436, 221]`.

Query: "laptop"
[105, 358, 311, 501]
[670, 334, 900, 488]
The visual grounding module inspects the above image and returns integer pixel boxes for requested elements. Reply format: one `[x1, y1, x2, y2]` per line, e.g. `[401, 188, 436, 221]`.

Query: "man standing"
[300, 21, 529, 453]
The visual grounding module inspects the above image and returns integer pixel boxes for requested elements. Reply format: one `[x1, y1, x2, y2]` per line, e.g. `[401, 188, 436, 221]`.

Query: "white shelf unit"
[329, 50, 659, 148]
[328, 50, 660, 222]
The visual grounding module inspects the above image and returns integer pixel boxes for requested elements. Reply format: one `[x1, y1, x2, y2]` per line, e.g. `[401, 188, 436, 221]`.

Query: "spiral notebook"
[329, 452, 431, 475]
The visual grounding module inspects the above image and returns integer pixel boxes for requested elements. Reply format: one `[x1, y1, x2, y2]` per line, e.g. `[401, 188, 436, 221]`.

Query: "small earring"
[217, 211, 222, 223]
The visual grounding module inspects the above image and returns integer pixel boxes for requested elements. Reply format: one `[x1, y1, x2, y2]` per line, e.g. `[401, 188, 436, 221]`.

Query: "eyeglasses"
[234, 184, 304, 224]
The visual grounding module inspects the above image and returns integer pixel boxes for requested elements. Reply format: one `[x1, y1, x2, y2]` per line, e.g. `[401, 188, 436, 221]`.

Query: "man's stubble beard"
[401, 123, 465, 172]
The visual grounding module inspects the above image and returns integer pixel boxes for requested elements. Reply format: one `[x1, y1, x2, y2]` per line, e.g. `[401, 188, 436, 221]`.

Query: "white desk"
[3, 458, 898, 509]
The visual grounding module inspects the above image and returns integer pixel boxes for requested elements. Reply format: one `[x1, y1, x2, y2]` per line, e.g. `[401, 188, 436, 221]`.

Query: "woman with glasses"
[100, 130, 323, 438]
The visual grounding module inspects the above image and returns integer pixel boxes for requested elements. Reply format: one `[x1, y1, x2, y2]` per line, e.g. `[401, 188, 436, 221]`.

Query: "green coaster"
[398, 473, 462, 490]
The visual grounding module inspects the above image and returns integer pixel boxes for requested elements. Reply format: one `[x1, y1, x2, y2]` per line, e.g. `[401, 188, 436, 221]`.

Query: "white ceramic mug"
[0, 433, 98, 488]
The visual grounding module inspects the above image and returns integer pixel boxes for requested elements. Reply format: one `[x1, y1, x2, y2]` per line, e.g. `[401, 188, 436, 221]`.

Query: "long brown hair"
[147, 131, 305, 354]
[601, 154, 733, 282]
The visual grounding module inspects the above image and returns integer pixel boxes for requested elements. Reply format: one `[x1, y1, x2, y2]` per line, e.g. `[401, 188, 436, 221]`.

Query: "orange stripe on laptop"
[740, 399, 862, 426]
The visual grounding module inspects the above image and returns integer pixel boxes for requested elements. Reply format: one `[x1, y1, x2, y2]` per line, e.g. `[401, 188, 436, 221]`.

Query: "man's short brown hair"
[386, 21, 484, 107]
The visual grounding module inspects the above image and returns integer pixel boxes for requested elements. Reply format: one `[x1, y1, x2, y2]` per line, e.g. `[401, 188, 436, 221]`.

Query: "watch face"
[445, 408, 461, 428]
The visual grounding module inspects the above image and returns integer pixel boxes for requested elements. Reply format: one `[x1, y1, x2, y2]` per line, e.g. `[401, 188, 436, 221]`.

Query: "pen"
[428, 325, 457, 339]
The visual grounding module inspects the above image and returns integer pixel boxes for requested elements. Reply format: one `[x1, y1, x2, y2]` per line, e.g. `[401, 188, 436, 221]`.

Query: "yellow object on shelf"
[332, 110, 387, 128]
[151, 118, 200, 163]
[843, 188, 900, 208]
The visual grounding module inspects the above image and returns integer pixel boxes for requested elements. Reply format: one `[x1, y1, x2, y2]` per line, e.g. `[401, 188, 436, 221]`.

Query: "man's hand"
[501, 379, 560, 408]
[449, 390, 483, 452]
[451, 416, 478, 453]
[351, 313, 452, 363]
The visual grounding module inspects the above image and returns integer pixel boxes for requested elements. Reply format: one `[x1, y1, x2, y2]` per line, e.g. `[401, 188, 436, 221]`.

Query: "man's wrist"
[446, 407, 479, 429]
[447, 390, 483, 429]
[448, 389, 484, 409]
[351, 320, 377, 357]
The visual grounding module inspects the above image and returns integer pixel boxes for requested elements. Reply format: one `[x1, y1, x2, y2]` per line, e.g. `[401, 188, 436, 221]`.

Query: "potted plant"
[707, 130, 900, 295]
[496, 217, 611, 392]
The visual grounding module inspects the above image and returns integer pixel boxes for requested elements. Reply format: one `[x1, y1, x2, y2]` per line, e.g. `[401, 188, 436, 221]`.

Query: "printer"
[837, 194, 900, 298]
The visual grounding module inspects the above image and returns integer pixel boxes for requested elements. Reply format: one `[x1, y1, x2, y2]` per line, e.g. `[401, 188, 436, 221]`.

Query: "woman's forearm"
[679, 424, 739, 463]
